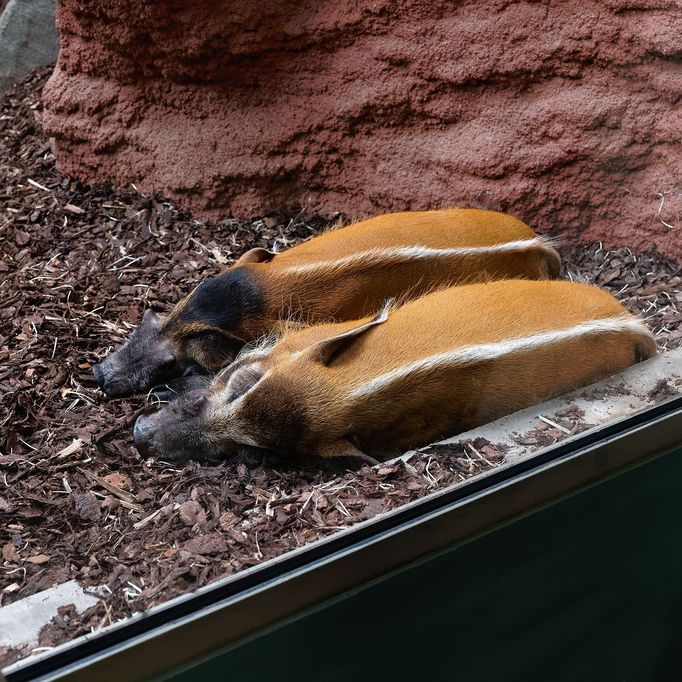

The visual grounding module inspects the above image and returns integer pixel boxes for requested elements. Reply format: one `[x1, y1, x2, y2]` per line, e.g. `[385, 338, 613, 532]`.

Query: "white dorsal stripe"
[283, 237, 555, 274]
[348, 316, 654, 400]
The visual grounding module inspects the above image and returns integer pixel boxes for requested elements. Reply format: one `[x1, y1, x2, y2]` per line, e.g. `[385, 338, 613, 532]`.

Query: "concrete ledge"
[0, 580, 100, 651]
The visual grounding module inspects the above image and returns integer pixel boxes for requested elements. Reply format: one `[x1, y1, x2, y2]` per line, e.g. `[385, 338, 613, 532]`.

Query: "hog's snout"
[133, 414, 155, 450]
[93, 310, 185, 398]
[132, 389, 216, 462]
[92, 362, 104, 387]
[92, 357, 132, 398]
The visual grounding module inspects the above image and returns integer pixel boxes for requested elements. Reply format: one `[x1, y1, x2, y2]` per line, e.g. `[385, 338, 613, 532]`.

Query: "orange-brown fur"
[204, 280, 655, 459]
[167, 209, 560, 361]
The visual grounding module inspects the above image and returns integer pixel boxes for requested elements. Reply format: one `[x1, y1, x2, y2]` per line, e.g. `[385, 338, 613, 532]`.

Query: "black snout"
[92, 356, 135, 398]
[93, 360, 125, 397]
[132, 388, 213, 461]
[92, 362, 105, 389]
[92, 310, 177, 398]
[133, 414, 155, 450]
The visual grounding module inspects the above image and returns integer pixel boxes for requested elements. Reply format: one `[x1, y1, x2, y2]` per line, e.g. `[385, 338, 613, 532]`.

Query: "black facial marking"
[181, 269, 263, 333]
[93, 310, 183, 397]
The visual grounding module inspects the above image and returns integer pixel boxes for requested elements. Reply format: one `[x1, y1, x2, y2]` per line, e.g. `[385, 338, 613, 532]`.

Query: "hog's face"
[131, 355, 278, 463]
[133, 388, 227, 462]
[92, 310, 245, 398]
[92, 310, 196, 398]
[94, 270, 262, 397]
[92, 310, 188, 398]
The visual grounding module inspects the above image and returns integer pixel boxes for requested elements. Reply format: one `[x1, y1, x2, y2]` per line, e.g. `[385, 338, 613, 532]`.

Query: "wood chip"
[79, 467, 137, 504]
[25, 554, 50, 565]
[53, 438, 84, 460]
[27, 178, 51, 192]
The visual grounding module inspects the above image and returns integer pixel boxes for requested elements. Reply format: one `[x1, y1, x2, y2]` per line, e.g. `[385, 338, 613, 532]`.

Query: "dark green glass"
[165, 445, 682, 682]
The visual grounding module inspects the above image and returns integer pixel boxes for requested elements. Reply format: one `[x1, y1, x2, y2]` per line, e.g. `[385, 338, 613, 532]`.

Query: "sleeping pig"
[132, 279, 655, 463]
[93, 208, 561, 398]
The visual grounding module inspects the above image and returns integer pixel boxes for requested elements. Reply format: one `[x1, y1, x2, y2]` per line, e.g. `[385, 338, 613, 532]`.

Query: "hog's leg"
[315, 440, 380, 467]
[233, 444, 277, 467]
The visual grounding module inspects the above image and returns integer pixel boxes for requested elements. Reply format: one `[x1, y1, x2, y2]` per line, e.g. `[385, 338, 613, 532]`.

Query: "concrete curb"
[0, 580, 100, 650]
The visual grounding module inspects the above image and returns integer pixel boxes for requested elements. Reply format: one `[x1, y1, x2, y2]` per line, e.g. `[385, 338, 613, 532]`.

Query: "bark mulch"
[1, 68, 680, 665]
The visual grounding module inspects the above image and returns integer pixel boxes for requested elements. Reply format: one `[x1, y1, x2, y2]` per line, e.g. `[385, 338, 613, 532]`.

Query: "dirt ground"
[1, 69, 681, 665]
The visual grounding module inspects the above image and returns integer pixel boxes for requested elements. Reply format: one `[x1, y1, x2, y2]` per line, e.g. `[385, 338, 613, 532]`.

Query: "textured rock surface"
[42, 0, 682, 256]
[0, 0, 58, 94]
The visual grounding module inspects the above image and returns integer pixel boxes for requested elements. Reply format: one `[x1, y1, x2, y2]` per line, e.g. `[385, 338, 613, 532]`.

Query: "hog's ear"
[236, 248, 276, 265]
[305, 301, 391, 366]
[142, 309, 162, 329]
[157, 339, 177, 367]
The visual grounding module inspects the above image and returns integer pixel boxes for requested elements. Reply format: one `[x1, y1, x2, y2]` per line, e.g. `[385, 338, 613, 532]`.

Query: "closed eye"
[185, 331, 245, 367]
[191, 330, 222, 345]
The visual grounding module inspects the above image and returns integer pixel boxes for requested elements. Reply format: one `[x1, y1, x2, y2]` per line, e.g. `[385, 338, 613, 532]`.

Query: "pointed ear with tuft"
[236, 248, 276, 265]
[304, 301, 392, 366]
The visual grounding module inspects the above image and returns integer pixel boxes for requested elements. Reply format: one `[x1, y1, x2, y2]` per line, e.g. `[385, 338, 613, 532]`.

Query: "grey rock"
[0, 0, 58, 94]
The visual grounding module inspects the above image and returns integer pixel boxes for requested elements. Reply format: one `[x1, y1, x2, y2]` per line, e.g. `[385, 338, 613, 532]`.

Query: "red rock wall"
[42, 0, 682, 257]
